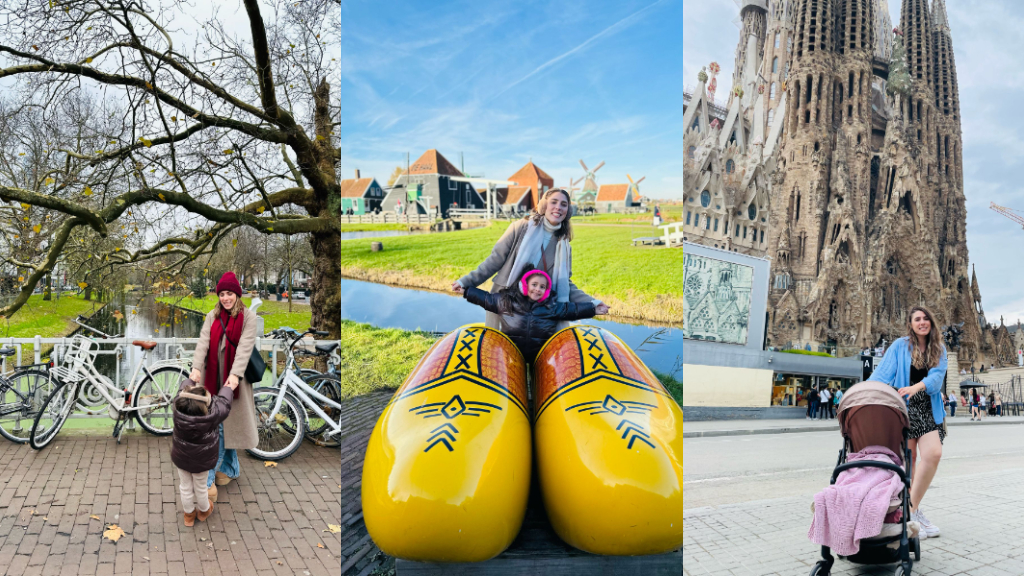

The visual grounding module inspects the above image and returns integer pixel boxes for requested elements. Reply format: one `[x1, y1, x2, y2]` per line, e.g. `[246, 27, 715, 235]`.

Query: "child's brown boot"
[197, 500, 214, 522]
[183, 510, 197, 527]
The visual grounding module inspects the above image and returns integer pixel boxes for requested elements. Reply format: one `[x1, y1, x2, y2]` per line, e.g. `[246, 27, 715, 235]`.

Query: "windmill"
[581, 158, 602, 196]
[627, 174, 646, 205]
[565, 176, 583, 200]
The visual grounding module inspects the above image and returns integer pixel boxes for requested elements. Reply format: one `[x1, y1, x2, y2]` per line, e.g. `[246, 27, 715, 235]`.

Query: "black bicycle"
[0, 348, 58, 444]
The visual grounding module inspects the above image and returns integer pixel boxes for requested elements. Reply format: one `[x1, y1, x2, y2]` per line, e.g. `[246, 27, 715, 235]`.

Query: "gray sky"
[684, 0, 1024, 327]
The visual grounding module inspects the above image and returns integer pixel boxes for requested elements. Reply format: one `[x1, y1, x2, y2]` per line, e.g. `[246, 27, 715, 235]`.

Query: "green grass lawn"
[156, 294, 313, 332]
[339, 221, 683, 321]
[0, 294, 102, 338]
[654, 369, 683, 406]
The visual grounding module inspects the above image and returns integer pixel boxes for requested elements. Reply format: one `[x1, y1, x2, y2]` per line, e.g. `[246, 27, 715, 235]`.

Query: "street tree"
[0, 0, 342, 336]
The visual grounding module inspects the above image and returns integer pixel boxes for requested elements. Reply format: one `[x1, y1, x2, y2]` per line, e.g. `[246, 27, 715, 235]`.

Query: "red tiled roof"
[508, 162, 555, 206]
[339, 178, 374, 198]
[596, 183, 630, 202]
[504, 186, 532, 206]
[407, 149, 463, 176]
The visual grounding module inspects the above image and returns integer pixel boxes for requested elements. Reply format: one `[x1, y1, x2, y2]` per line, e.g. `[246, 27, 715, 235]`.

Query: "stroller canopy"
[837, 381, 909, 455]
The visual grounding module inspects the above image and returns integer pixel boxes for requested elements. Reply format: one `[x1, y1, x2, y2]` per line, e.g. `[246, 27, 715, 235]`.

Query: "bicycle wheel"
[30, 380, 78, 450]
[302, 374, 341, 446]
[0, 369, 54, 443]
[246, 387, 305, 461]
[133, 366, 189, 435]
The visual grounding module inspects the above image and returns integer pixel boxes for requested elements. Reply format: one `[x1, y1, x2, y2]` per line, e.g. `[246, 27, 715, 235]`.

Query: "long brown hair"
[906, 305, 944, 369]
[530, 188, 573, 241]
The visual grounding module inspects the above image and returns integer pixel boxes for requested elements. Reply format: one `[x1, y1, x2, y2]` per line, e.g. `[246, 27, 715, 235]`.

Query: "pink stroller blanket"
[808, 446, 904, 556]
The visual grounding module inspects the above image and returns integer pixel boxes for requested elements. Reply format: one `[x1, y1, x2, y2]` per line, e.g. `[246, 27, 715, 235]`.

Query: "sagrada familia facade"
[682, 0, 1017, 367]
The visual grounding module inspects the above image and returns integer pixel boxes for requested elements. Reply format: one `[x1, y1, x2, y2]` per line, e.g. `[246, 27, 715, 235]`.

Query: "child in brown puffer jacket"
[172, 380, 236, 526]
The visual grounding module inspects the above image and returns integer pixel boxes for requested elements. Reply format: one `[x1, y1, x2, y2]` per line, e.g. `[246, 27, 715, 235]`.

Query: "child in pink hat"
[463, 265, 603, 362]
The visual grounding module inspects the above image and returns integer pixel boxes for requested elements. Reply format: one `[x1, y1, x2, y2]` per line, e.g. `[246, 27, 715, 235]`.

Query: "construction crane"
[990, 202, 1024, 230]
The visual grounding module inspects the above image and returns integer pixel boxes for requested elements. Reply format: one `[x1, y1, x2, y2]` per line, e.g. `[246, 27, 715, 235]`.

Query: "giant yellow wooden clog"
[533, 325, 683, 555]
[362, 325, 531, 562]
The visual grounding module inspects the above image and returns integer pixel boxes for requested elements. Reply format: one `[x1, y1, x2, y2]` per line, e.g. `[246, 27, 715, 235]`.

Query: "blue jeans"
[208, 424, 240, 487]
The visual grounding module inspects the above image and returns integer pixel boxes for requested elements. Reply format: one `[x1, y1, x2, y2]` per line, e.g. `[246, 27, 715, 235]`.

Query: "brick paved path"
[684, 467, 1024, 575]
[0, 432, 341, 576]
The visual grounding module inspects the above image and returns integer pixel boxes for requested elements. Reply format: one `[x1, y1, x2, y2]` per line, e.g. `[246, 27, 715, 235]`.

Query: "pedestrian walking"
[819, 387, 831, 420]
[171, 380, 237, 526]
[833, 387, 843, 414]
[971, 387, 981, 420]
[948, 390, 957, 417]
[866, 305, 947, 539]
[995, 391, 1003, 416]
[188, 272, 260, 503]
[980, 392, 987, 419]
[807, 387, 820, 420]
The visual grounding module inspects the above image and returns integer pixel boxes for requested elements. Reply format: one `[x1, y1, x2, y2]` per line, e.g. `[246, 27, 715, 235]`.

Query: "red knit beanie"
[215, 272, 243, 297]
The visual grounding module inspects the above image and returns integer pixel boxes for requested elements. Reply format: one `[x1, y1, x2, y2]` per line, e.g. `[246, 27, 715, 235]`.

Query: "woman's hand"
[898, 383, 925, 398]
[189, 368, 201, 382]
[225, 374, 240, 390]
[451, 281, 464, 294]
[595, 304, 610, 315]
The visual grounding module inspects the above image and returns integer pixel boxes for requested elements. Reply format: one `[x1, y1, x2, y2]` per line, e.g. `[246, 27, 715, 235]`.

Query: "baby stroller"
[810, 381, 921, 576]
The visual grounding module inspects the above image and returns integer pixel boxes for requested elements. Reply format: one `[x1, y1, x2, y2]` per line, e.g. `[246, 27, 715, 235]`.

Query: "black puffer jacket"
[465, 287, 597, 362]
[171, 382, 234, 473]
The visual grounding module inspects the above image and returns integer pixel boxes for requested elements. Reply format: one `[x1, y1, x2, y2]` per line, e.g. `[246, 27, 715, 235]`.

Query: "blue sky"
[340, 0, 683, 199]
[684, 0, 1024, 328]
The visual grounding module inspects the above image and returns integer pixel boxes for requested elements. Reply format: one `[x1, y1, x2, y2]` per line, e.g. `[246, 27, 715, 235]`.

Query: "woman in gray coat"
[188, 272, 259, 502]
[452, 187, 609, 326]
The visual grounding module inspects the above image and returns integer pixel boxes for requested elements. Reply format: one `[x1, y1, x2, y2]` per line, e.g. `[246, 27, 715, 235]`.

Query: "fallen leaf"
[324, 525, 341, 534]
[103, 524, 126, 542]
[200, 537, 206, 541]
[90, 515, 100, 520]
[264, 461, 278, 468]
[113, 311, 124, 321]
[317, 543, 324, 549]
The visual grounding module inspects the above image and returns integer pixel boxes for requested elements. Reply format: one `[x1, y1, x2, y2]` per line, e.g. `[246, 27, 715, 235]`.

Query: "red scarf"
[206, 309, 244, 399]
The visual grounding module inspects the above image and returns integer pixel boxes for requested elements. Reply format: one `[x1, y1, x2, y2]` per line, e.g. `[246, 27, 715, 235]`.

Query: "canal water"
[74, 295, 205, 389]
[339, 230, 420, 240]
[338, 277, 681, 376]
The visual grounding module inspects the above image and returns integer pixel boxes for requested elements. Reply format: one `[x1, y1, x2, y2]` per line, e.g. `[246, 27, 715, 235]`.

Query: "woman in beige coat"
[188, 272, 258, 502]
[452, 188, 609, 326]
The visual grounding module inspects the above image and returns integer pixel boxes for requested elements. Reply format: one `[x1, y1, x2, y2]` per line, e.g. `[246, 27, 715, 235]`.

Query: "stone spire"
[932, 0, 950, 36]
[901, 0, 934, 90]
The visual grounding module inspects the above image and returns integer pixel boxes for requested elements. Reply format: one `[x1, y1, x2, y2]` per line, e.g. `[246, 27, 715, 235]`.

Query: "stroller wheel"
[809, 561, 830, 576]
[894, 560, 912, 576]
[913, 537, 921, 561]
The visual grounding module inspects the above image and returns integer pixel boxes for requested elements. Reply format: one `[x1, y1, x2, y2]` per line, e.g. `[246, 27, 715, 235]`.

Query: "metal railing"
[0, 336, 341, 416]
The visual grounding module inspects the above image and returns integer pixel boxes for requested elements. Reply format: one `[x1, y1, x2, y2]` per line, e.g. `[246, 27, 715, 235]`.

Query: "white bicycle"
[29, 318, 190, 449]
[247, 327, 342, 461]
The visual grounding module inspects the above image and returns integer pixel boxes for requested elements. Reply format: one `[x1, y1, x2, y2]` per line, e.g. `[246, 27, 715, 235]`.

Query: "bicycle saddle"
[314, 342, 339, 354]
[0, 347, 15, 357]
[132, 340, 158, 350]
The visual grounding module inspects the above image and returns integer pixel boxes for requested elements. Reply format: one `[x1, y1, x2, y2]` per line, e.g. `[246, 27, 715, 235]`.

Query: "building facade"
[683, 0, 998, 367]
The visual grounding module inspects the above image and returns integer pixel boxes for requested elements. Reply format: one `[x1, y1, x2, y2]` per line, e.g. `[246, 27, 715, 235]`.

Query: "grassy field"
[0, 294, 102, 338]
[339, 221, 683, 322]
[156, 295, 313, 332]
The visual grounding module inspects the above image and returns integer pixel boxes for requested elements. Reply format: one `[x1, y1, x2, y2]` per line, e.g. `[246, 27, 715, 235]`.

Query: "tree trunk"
[310, 230, 340, 339]
[84, 285, 92, 300]
[43, 273, 52, 301]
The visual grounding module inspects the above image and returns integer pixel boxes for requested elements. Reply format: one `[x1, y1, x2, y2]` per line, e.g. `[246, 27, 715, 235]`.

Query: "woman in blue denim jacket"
[867, 306, 947, 540]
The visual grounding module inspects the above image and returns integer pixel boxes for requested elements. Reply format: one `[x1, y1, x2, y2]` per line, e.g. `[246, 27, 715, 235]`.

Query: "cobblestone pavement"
[685, 464, 1024, 575]
[0, 432, 341, 576]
